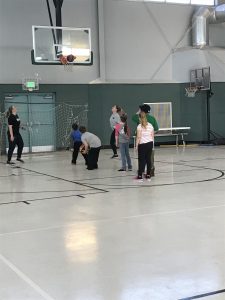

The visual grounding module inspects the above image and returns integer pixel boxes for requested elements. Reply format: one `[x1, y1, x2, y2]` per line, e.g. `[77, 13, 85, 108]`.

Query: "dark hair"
[72, 123, 78, 130]
[6, 106, 13, 118]
[79, 126, 86, 133]
[139, 104, 151, 114]
[115, 105, 121, 113]
[120, 114, 128, 134]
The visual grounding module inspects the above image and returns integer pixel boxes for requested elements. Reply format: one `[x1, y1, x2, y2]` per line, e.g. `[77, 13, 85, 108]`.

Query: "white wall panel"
[0, 0, 99, 84]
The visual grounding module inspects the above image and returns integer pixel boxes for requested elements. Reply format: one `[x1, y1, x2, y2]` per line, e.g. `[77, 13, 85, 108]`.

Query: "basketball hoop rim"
[185, 87, 198, 92]
[185, 86, 198, 98]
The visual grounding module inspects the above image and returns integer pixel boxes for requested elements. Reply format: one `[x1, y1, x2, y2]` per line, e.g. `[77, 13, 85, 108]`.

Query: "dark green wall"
[209, 83, 225, 138]
[0, 84, 89, 108]
[88, 83, 182, 145]
[1, 82, 225, 146]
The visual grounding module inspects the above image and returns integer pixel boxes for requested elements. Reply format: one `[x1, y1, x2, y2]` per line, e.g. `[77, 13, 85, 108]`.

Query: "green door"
[29, 94, 55, 152]
[4, 93, 55, 153]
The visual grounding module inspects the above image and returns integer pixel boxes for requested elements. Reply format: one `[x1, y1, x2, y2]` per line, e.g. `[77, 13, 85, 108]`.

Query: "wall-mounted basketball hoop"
[185, 66, 211, 98]
[59, 54, 76, 72]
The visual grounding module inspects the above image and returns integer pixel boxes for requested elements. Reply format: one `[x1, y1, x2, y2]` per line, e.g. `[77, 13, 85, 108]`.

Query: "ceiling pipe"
[192, 3, 225, 48]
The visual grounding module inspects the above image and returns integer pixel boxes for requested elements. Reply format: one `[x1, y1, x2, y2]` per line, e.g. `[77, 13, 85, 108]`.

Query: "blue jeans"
[119, 142, 132, 170]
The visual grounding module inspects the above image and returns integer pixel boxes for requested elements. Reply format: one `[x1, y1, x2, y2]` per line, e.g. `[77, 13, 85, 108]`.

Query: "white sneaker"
[134, 176, 143, 182]
[146, 175, 151, 182]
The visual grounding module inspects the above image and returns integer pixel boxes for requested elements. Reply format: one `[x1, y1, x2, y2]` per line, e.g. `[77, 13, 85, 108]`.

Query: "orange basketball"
[67, 54, 76, 63]
[59, 55, 68, 65]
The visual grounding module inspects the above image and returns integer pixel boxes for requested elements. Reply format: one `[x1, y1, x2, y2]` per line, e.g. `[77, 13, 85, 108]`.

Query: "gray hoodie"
[109, 112, 120, 130]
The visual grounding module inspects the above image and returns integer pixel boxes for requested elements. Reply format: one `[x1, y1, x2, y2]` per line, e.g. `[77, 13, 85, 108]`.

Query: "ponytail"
[116, 105, 121, 113]
[139, 112, 148, 129]
[120, 114, 128, 134]
[6, 106, 13, 118]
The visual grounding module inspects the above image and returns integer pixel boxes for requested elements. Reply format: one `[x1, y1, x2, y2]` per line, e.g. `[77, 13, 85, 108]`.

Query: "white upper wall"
[0, 0, 99, 84]
[103, 0, 193, 82]
[102, 0, 225, 82]
[1, 0, 225, 84]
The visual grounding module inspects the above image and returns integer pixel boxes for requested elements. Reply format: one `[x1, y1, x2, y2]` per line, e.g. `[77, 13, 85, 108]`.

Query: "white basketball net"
[185, 87, 198, 98]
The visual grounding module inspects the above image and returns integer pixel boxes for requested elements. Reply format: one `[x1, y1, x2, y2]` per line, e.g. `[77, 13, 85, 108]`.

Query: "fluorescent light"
[73, 49, 90, 56]
[62, 47, 90, 57]
[191, 0, 214, 4]
[166, 0, 190, 3]
[116, 0, 214, 3]
[62, 46, 72, 56]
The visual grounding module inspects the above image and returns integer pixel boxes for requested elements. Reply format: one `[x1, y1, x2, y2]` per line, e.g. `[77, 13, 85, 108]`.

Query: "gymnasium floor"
[0, 146, 225, 300]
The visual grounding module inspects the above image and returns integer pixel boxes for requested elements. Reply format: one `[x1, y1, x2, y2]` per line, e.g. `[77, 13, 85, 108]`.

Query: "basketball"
[59, 55, 68, 65]
[67, 54, 76, 63]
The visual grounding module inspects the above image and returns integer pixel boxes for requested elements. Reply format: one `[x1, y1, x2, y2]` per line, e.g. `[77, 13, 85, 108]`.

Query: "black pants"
[87, 147, 101, 170]
[138, 142, 153, 177]
[7, 133, 24, 162]
[72, 141, 87, 164]
[151, 150, 155, 170]
[110, 130, 117, 155]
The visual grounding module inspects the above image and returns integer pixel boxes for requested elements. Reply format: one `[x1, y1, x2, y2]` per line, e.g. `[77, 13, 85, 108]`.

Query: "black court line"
[0, 166, 213, 184]
[73, 168, 205, 182]
[0, 189, 94, 194]
[79, 169, 224, 189]
[0, 194, 80, 206]
[177, 157, 225, 163]
[23, 201, 30, 205]
[1, 158, 224, 199]
[158, 160, 225, 180]
[179, 288, 225, 299]
[75, 161, 224, 189]
[0, 191, 106, 206]
[17, 166, 108, 193]
[2, 161, 224, 191]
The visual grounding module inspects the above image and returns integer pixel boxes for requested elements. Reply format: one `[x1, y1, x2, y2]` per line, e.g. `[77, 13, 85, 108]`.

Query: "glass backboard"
[31, 25, 93, 65]
[190, 67, 210, 90]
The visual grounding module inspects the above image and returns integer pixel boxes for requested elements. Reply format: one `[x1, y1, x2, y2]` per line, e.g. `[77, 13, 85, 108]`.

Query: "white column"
[97, 0, 106, 81]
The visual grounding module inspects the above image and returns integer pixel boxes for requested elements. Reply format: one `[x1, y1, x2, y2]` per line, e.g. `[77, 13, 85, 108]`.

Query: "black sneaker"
[17, 158, 24, 163]
[111, 154, 118, 158]
[146, 175, 151, 182]
[7, 161, 15, 165]
[71, 160, 76, 165]
[118, 168, 126, 171]
[134, 176, 143, 182]
[150, 168, 155, 177]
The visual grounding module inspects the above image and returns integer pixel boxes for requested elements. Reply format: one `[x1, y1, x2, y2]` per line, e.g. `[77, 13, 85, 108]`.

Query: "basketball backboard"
[190, 66, 210, 90]
[31, 25, 93, 65]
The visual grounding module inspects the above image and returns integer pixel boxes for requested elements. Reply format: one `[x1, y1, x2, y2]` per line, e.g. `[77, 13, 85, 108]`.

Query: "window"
[167, 0, 214, 4]
[191, 0, 214, 5]
[167, 0, 190, 4]
[123, 0, 215, 5]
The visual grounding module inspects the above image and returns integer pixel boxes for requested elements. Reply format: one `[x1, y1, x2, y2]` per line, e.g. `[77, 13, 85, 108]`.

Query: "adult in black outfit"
[6, 106, 24, 164]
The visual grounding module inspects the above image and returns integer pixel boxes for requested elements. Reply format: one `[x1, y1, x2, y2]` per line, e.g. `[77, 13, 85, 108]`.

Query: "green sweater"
[132, 114, 159, 131]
